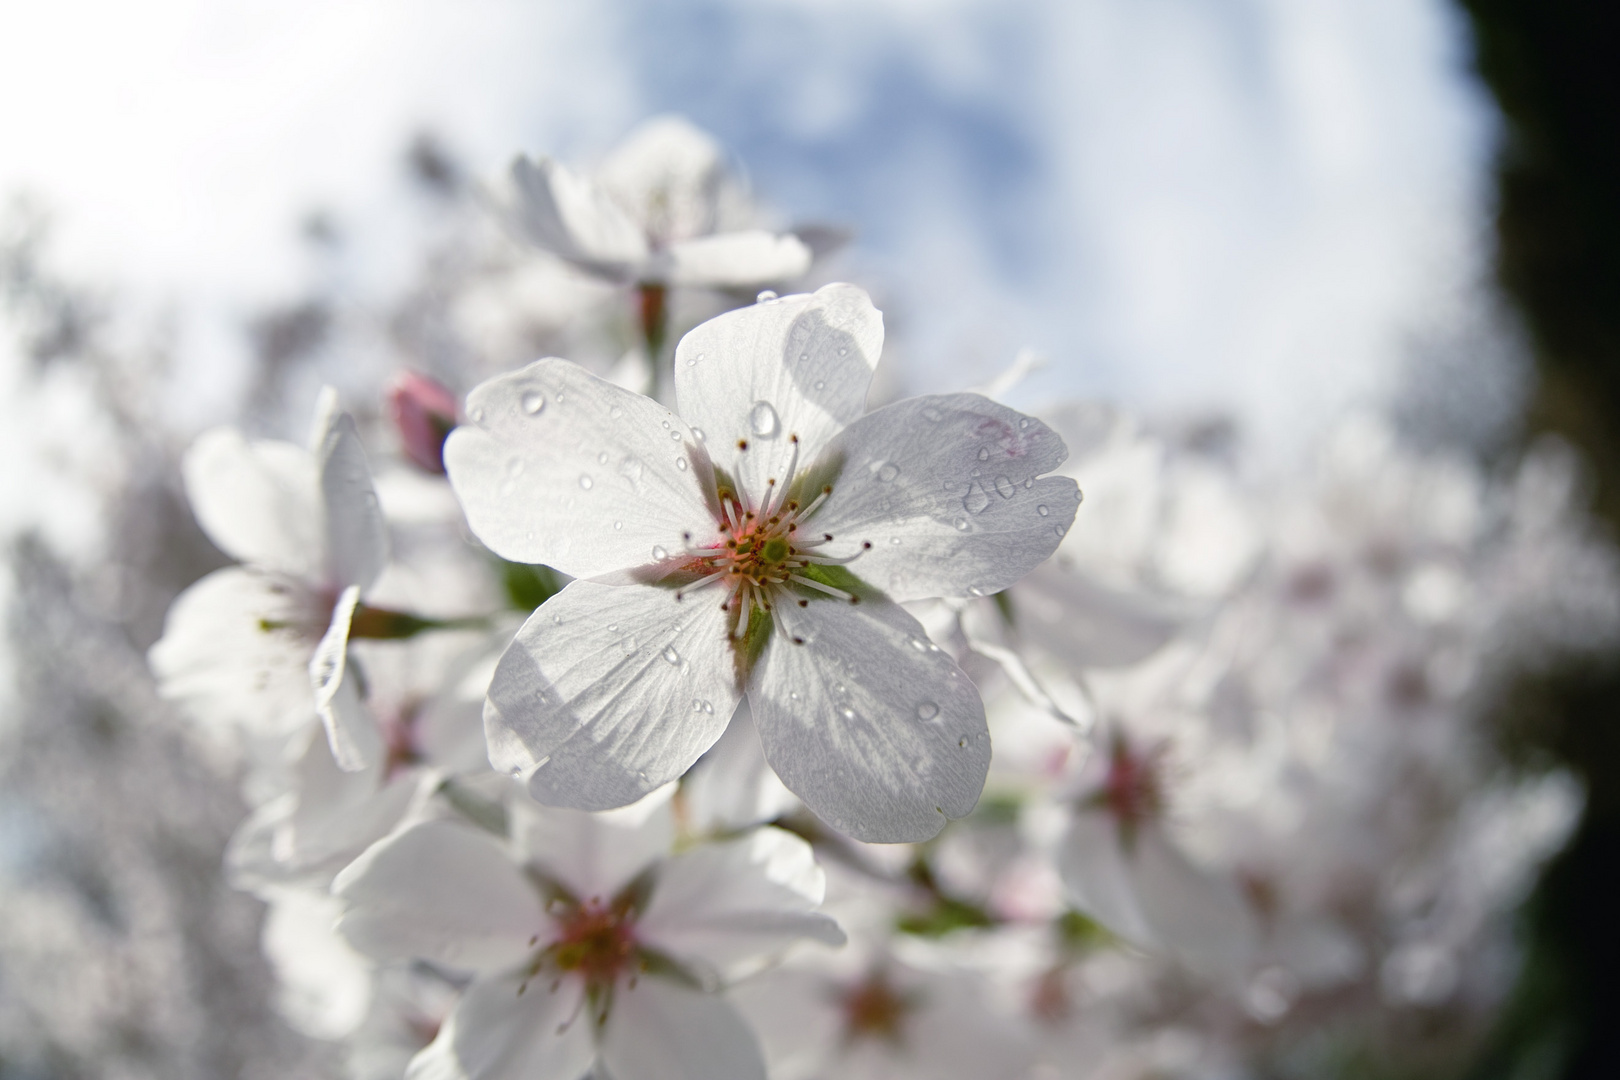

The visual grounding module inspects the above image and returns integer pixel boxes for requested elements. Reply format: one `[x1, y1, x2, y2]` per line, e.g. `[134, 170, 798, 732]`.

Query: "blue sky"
[0, 0, 1502, 451]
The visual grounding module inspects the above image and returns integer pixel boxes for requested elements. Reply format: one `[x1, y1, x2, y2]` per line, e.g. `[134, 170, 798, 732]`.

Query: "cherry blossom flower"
[445, 283, 1082, 841]
[149, 390, 390, 771]
[1055, 729, 1259, 976]
[507, 115, 811, 292]
[334, 790, 844, 1080]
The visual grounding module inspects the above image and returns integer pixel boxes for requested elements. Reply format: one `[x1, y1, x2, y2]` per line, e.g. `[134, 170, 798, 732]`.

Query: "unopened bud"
[386, 371, 459, 473]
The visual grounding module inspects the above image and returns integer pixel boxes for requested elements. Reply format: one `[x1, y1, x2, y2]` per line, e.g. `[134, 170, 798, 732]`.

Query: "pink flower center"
[550, 898, 638, 986]
[840, 970, 915, 1045]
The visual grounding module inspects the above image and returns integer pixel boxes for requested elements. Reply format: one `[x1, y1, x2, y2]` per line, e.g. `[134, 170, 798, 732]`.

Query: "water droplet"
[922, 407, 943, 422]
[470, 406, 485, 423]
[661, 420, 670, 429]
[994, 476, 1016, 499]
[609, 405, 623, 419]
[608, 624, 619, 632]
[637, 771, 648, 782]
[555, 392, 565, 403]
[510, 766, 524, 779]
[578, 475, 593, 490]
[652, 546, 668, 561]
[962, 483, 992, 515]
[521, 391, 545, 415]
[813, 380, 825, 391]
[837, 347, 849, 356]
[1018, 417, 1030, 430]
[958, 736, 969, 748]
[756, 289, 778, 303]
[977, 447, 990, 462]
[676, 457, 689, 471]
[613, 520, 623, 531]
[1037, 504, 1049, 517]
[954, 517, 970, 532]
[789, 691, 800, 701]
[597, 451, 610, 465]
[839, 706, 857, 720]
[909, 637, 929, 652]
[875, 462, 901, 483]
[691, 427, 705, 442]
[749, 401, 781, 439]
[1055, 524, 1067, 537]
[552, 613, 563, 625]
[694, 700, 714, 714]
[661, 646, 680, 665]
[968, 586, 986, 597]
[889, 537, 901, 545]
[917, 702, 939, 720]
[799, 353, 809, 362]
[670, 429, 682, 441]
[1024, 478, 1034, 489]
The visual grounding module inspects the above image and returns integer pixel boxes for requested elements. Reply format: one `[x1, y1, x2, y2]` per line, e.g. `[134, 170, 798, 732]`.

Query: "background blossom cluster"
[0, 115, 1615, 1080]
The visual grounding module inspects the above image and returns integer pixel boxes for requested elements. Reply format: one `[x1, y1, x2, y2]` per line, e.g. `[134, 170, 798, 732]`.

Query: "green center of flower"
[673, 433, 872, 644]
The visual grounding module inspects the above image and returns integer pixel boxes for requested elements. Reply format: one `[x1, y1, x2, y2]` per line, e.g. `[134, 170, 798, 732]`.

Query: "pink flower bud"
[386, 371, 459, 473]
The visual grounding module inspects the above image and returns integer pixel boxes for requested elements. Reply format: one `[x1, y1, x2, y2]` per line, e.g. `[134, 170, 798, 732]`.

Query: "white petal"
[661, 231, 812, 289]
[182, 427, 323, 580]
[444, 358, 710, 578]
[509, 155, 648, 276]
[510, 792, 675, 904]
[309, 585, 381, 772]
[1012, 562, 1189, 668]
[683, 699, 799, 834]
[600, 978, 766, 1080]
[335, 819, 546, 973]
[811, 393, 1080, 602]
[1130, 826, 1260, 975]
[261, 888, 374, 1040]
[673, 282, 883, 501]
[637, 827, 845, 983]
[749, 595, 990, 843]
[1055, 810, 1155, 945]
[319, 411, 390, 593]
[597, 114, 726, 245]
[149, 568, 319, 741]
[227, 730, 416, 892]
[406, 971, 595, 1080]
[485, 580, 740, 811]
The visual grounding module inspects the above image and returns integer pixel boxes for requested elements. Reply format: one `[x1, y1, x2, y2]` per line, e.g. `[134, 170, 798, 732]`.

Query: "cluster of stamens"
[517, 896, 643, 1029]
[674, 434, 871, 644]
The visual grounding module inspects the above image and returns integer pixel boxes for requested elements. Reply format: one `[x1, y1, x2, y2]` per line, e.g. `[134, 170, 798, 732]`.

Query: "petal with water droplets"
[486, 580, 740, 812]
[811, 393, 1080, 602]
[445, 359, 710, 579]
[673, 282, 882, 501]
[748, 594, 989, 843]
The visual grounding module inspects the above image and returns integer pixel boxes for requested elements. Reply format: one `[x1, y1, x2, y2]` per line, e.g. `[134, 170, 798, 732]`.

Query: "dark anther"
[797, 599, 809, 608]
[861, 541, 873, 549]
[792, 636, 806, 645]
[738, 439, 749, 450]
